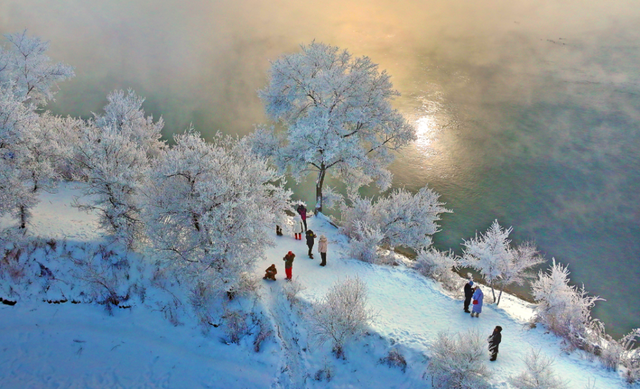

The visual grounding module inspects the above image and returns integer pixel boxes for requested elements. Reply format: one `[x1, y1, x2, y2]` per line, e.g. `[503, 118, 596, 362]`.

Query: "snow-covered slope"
[0, 185, 627, 388]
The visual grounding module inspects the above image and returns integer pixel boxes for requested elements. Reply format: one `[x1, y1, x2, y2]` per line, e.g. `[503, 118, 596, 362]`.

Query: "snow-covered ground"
[0, 184, 629, 388]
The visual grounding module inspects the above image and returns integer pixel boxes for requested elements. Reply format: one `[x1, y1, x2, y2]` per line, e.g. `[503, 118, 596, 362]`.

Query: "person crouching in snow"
[463, 280, 474, 313]
[306, 229, 317, 258]
[293, 214, 304, 240]
[263, 264, 277, 281]
[318, 235, 328, 266]
[471, 286, 483, 317]
[283, 251, 295, 280]
[488, 326, 502, 361]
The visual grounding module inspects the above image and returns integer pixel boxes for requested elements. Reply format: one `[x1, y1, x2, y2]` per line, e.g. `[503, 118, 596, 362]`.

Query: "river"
[2, 0, 639, 338]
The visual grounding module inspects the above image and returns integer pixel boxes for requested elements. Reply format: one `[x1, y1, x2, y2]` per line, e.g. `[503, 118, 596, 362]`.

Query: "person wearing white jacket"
[318, 235, 328, 266]
[293, 214, 304, 240]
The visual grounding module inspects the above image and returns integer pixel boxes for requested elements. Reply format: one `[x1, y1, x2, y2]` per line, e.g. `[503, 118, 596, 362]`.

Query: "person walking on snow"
[296, 203, 308, 232]
[488, 326, 502, 361]
[293, 214, 304, 240]
[471, 286, 484, 317]
[283, 251, 295, 280]
[463, 280, 474, 313]
[318, 235, 328, 266]
[306, 229, 317, 258]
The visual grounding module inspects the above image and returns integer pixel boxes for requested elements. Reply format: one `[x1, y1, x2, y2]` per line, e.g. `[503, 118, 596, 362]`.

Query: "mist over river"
[2, 0, 639, 338]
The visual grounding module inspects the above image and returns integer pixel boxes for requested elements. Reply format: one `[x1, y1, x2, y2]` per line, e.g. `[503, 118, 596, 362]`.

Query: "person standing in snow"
[305, 229, 317, 258]
[318, 235, 328, 266]
[296, 203, 308, 232]
[293, 214, 304, 240]
[488, 326, 502, 361]
[283, 251, 295, 280]
[471, 286, 484, 317]
[463, 280, 474, 313]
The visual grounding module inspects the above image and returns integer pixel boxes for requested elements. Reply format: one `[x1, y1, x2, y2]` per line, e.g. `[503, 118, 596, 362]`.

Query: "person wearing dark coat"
[263, 264, 277, 281]
[463, 280, 474, 313]
[283, 251, 295, 280]
[305, 229, 317, 258]
[296, 204, 308, 232]
[488, 326, 502, 361]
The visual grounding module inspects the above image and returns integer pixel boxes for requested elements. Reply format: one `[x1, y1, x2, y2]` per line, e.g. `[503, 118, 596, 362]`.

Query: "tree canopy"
[252, 42, 415, 212]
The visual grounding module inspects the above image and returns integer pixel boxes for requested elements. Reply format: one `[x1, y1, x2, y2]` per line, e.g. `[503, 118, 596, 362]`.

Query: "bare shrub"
[253, 319, 273, 353]
[380, 348, 407, 373]
[509, 349, 568, 389]
[1, 247, 28, 281]
[282, 278, 306, 306]
[307, 277, 374, 359]
[314, 364, 333, 382]
[65, 244, 131, 312]
[230, 271, 260, 298]
[189, 280, 219, 326]
[223, 308, 248, 344]
[425, 330, 491, 389]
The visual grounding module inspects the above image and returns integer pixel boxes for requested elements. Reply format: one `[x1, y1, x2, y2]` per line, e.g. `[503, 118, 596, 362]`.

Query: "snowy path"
[259, 215, 625, 388]
[260, 279, 310, 389]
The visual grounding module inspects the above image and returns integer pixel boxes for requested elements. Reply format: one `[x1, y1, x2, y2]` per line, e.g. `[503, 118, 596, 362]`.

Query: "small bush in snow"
[425, 330, 491, 389]
[380, 348, 407, 373]
[282, 278, 306, 306]
[223, 308, 249, 344]
[347, 221, 383, 263]
[532, 259, 602, 349]
[0, 246, 28, 282]
[308, 276, 374, 359]
[509, 349, 568, 389]
[414, 248, 461, 291]
[253, 319, 273, 353]
[313, 365, 333, 382]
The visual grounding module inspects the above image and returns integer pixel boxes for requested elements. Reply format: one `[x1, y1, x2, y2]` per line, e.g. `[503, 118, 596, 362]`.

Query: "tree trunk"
[489, 282, 497, 304]
[19, 205, 27, 230]
[315, 166, 326, 214]
[496, 288, 503, 306]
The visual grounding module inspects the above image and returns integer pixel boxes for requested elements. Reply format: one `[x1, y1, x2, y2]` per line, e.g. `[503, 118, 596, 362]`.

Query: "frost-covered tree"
[415, 248, 460, 291]
[0, 31, 74, 230]
[341, 187, 449, 257]
[509, 349, 568, 389]
[252, 42, 416, 213]
[72, 90, 165, 247]
[0, 88, 37, 227]
[143, 130, 291, 294]
[0, 30, 74, 107]
[73, 121, 149, 246]
[308, 276, 374, 359]
[425, 330, 491, 389]
[93, 89, 165, 157]
[462, 220, 543, 305]
[531, 259, 603, 346]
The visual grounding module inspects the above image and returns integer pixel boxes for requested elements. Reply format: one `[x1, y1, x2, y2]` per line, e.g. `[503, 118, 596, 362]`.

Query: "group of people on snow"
[464, 279, 484, 317]
[464, 279, 503, 360]
[264, 203, 328, 281]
